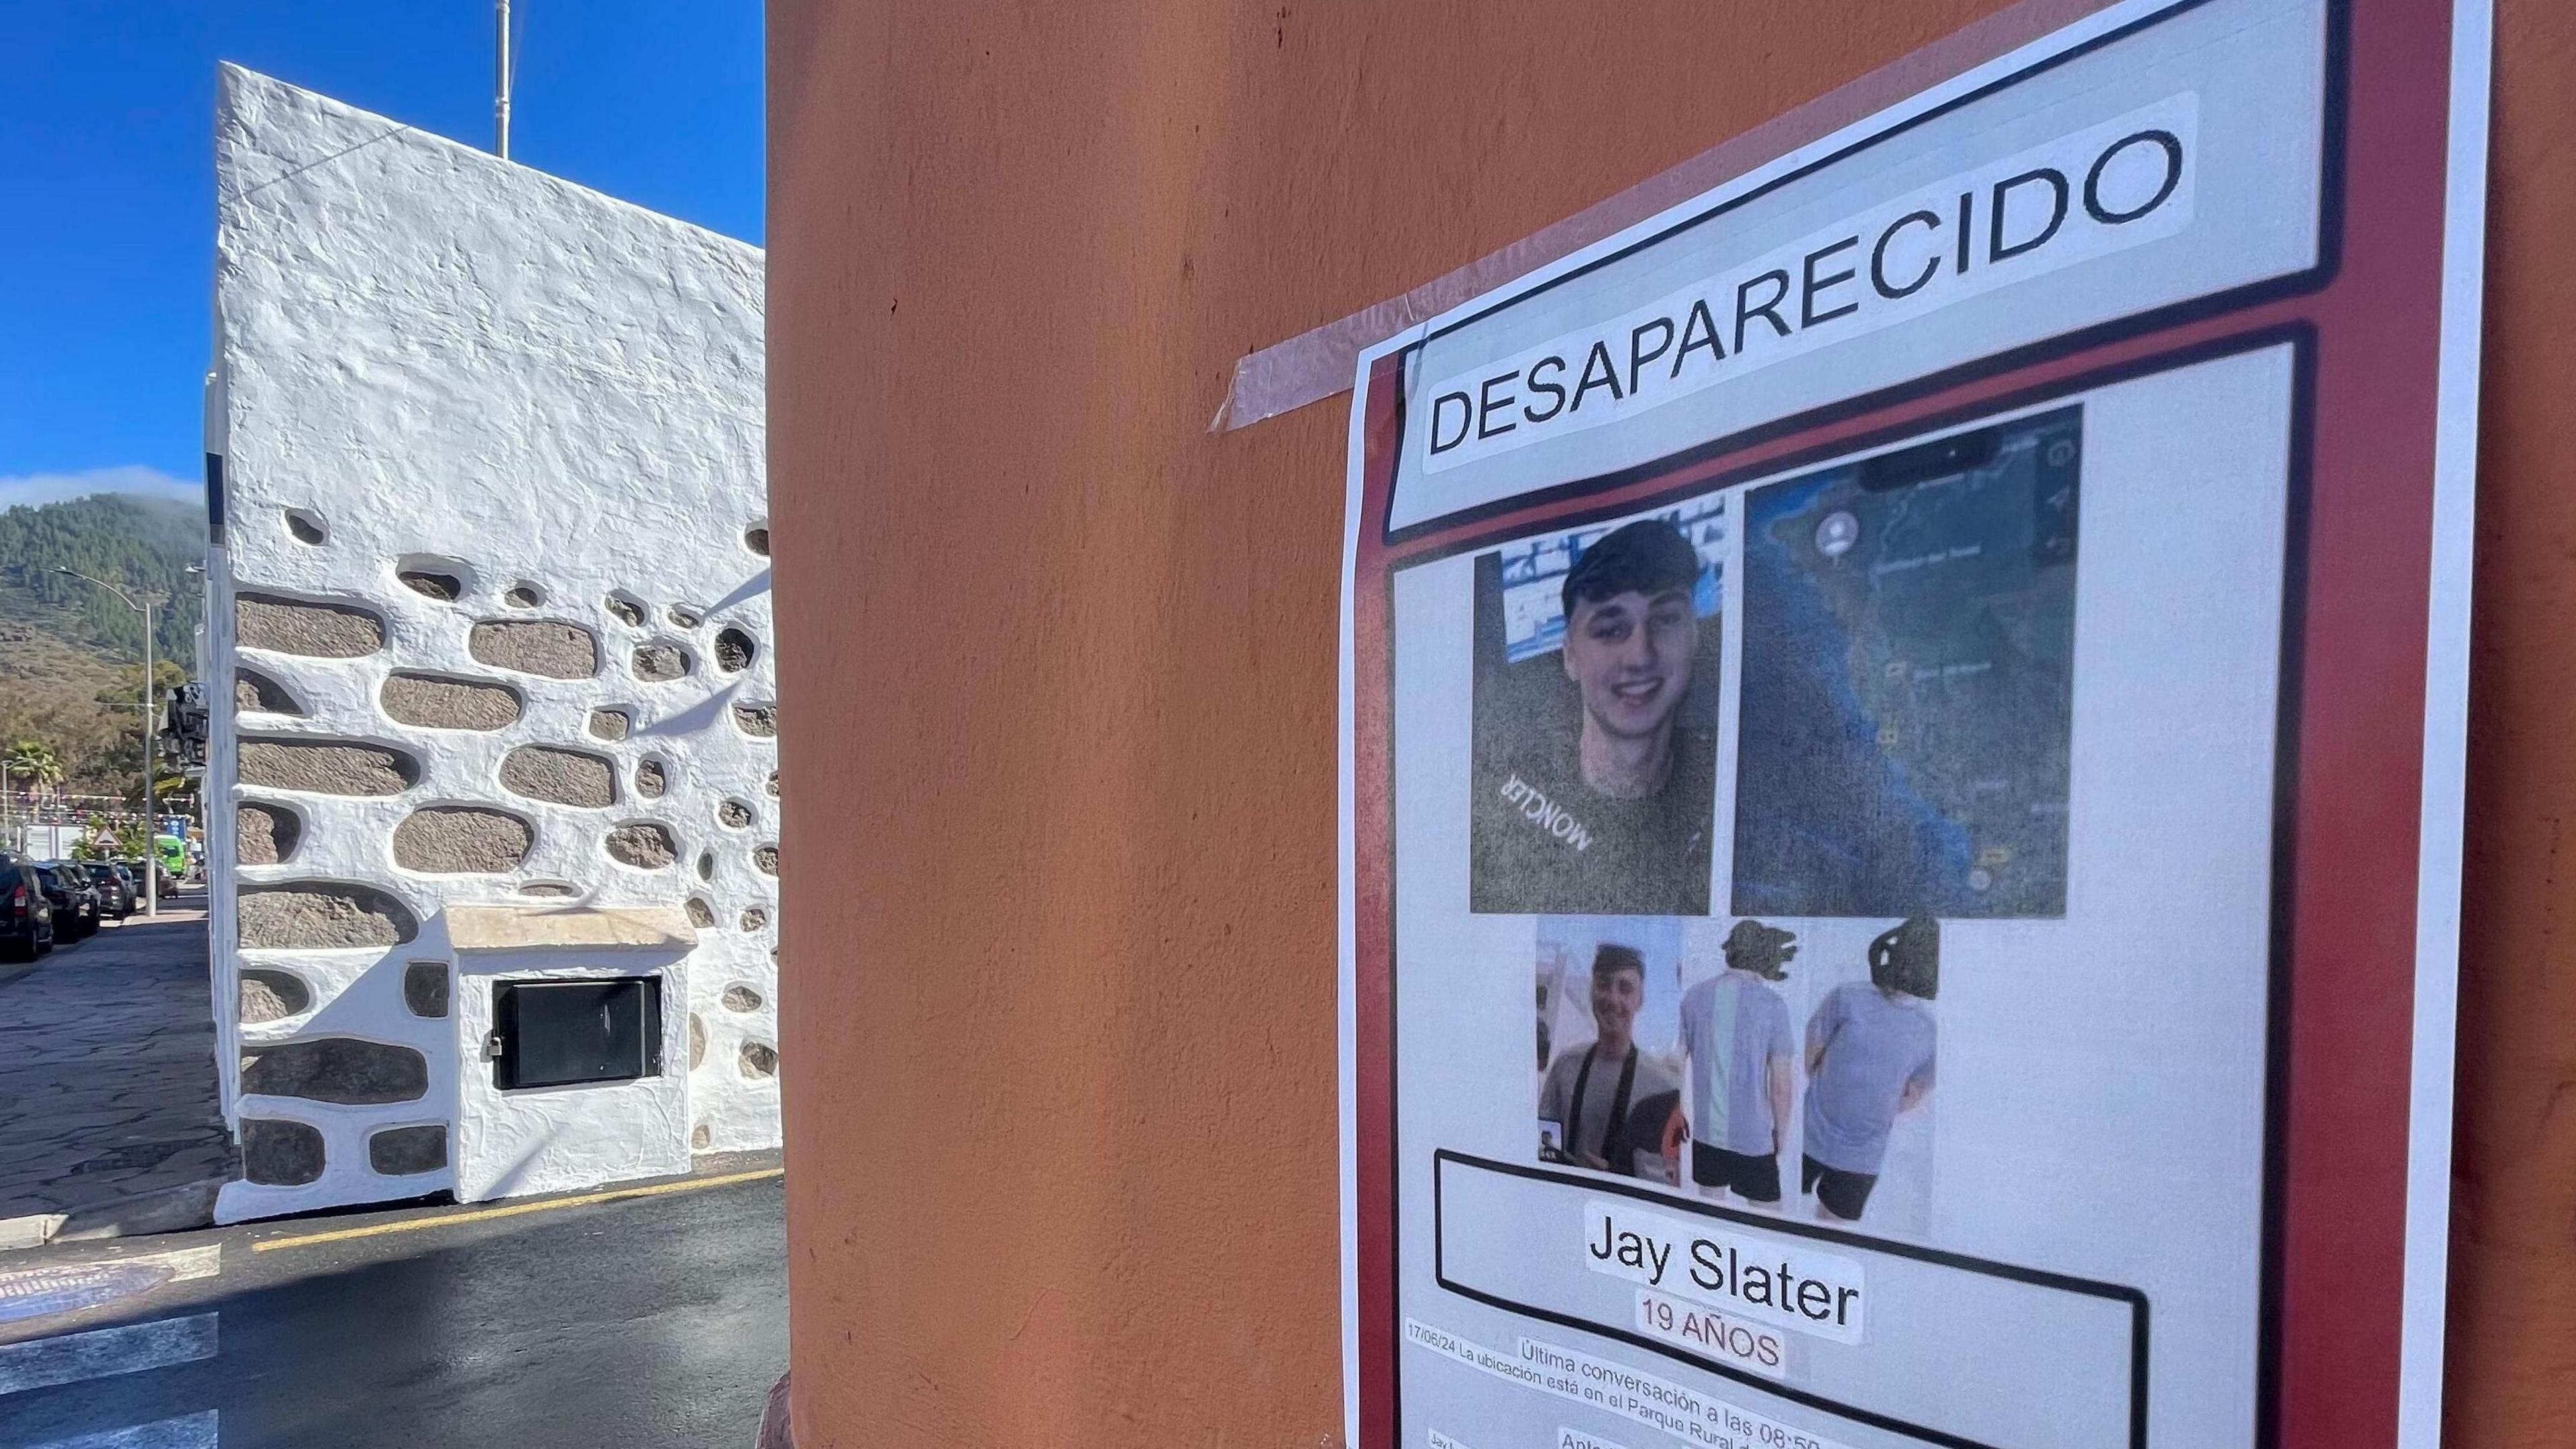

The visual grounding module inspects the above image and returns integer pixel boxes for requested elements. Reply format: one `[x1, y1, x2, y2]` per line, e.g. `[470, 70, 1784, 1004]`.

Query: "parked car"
[93, 862, 138, 919]
[34, 863, 97, 942]
[0, 853, 52, 962]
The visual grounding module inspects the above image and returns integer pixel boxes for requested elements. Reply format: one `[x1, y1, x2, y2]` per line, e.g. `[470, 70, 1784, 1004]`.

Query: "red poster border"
[1346, 1, 2464, 1445]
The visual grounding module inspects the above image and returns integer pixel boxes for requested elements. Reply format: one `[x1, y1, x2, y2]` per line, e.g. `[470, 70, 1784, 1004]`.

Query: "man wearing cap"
[1537, 943, 1680, 1178]
[1678, 920, 1800, 1207]
[1473, 516, 1717, 915]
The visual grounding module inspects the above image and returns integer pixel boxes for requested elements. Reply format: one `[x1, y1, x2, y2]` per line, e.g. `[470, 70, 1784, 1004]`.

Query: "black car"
[35, 863, 98, 942]
[93, 862, 138, 919]
[0, 853, 52, 962]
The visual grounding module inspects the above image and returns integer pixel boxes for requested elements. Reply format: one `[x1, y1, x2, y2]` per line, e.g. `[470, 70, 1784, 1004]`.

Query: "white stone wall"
[208, 66, 777, 1222]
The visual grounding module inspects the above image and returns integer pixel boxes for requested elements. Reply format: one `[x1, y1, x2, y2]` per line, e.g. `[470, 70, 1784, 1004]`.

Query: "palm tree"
[5, 741, 64, 799]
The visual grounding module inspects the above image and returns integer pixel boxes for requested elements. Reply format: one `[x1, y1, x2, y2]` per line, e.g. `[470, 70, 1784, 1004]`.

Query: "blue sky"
[0, 1, 763, 512]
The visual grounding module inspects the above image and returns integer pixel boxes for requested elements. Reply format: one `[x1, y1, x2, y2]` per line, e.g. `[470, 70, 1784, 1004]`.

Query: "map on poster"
[1338, 1, 2489, 1448]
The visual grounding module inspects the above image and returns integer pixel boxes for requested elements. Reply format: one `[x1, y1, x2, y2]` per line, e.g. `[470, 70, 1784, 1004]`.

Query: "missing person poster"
[1336, 2, 2491, 1448]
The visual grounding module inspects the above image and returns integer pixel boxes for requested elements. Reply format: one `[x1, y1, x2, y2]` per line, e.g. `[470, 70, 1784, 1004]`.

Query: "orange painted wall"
[765, 1, 2573, 1443]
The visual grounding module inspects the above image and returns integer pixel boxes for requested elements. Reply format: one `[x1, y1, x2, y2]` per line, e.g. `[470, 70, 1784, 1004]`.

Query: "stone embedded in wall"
[722, 983, 762, 1012]
[606, 821, 678, 869]
[519, 882, 578, 898]
[604, 593, 646, 627]
[469, 619, 600, 680]
[239, 737, 419, 797]
[499, 744, 618, 808]
[504, 584, 545, 608]
[398, 569, 462, 600]
[696, 851, 715, 881]
[635, 759, 666, 798]
[667, 606, 702, 629]
[403, 961, 451, 1017]
[380, 672, 523, 731]
[690, 1014, 706, 1069]
[686, 896, 714, 928]
[732, 702, 777, 739]
[392, 806, 533, 873]
[588, 708, 631, 741]
[237, 668, 302, 716]
[718, 800, 753, 828]
[241, 1037, 430, 1105]
[743, 525, 769, 557]
[631, 641, 692, 682]
[692, 1122, 712, 1150]
[284, 508, 327, 545]
[368, 1125, 447, 1176]
[739, 906, 767, 932]
[765, 770, 778, 798]
[239, 968, 312, 1024]
[714, 627, 757, 672]
[753, 845, 779, 877]
[237, 593, 385, 658]
[241, 1118, 326, 1186]
[239, 883, 418, 949]
[237, 802, 303, 865]
[739, 1042, 779, 1079]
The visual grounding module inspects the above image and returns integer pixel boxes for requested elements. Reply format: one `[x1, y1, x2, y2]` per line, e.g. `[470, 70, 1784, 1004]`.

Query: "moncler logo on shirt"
[1499, 773, 1595, 853]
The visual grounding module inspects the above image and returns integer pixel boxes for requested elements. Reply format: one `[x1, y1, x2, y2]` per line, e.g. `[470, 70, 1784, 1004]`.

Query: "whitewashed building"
[204, 67, 779, 1222]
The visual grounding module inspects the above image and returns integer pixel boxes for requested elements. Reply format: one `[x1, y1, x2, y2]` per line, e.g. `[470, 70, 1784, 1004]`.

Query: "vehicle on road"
[0, 853, 53, 961]
[94, 856, 140, 912]
[35, 862, 99, 942]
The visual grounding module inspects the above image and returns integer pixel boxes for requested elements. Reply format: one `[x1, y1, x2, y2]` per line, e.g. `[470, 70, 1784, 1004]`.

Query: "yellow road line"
[251, 1167, 782, 1253]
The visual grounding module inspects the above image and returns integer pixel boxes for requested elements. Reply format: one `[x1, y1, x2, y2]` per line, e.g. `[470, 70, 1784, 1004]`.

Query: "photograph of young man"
[1679, 920, 1799, 1207]
[1537, 943, 1680, 1178]
[1471, 517, 1717, 915]
[1801, 916, 1939, 1222]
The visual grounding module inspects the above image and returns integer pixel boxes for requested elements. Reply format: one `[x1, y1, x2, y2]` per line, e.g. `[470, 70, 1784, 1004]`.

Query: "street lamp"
[53, 568, 162, 918]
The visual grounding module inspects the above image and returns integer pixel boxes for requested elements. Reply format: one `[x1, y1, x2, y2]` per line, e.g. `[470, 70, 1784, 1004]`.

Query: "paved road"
[0, 898, 233, 1233]
[0, 1168, 788, 1448]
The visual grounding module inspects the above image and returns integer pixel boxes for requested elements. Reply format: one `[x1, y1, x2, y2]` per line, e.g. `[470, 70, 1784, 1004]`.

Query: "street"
[0, 888, 789, 1448]
[0, 1167, 787, 1448]
[0, 898, 231, 1236]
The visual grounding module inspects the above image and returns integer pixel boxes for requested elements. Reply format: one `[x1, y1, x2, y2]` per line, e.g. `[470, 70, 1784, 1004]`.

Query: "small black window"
[491, 977, 663, 1090]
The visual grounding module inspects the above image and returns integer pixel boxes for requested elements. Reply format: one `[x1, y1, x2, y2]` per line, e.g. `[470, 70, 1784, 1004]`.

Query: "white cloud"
[0, 465, 204, 512]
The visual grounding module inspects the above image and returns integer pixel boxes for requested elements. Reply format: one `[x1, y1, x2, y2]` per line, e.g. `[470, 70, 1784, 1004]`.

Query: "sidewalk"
[0, 900, 234, 1246]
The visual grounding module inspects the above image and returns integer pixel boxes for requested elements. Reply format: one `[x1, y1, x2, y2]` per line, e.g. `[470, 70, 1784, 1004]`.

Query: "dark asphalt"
[0, 1171, 786, 1448]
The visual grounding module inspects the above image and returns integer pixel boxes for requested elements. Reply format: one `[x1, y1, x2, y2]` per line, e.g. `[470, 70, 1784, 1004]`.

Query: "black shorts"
[1691, 1142, 1781, 1203]
[1802, 1154, 1878, 1220]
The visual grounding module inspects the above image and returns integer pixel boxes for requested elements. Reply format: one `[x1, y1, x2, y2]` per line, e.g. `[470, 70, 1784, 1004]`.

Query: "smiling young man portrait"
[1472, 515, 1719, 915]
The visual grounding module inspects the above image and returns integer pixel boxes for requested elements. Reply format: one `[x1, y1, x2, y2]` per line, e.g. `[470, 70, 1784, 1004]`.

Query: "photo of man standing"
[1471, 516, 1718, 915]
[1679, 920, 1800, 1207]
[1537, 944, 1680, 1177]
[1803, 916, 1940, 1222]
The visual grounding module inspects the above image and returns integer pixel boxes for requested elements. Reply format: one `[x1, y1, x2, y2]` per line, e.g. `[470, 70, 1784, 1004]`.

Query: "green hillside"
[0, 492, 207, 800]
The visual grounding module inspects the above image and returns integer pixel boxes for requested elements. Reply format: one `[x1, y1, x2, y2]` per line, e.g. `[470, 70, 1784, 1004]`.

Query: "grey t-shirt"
[1802, 982, 1937, 1175]
[1679, 970, 1795, 1157]
[1538, 1042, 1680, 1178]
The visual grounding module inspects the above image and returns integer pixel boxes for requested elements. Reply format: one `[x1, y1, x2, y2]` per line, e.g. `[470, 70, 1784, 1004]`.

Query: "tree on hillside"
[5, 739, 66, 798]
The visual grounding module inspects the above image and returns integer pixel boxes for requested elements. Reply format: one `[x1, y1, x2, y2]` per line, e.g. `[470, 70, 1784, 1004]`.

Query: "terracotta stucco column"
[764, 1, 2576, 1442]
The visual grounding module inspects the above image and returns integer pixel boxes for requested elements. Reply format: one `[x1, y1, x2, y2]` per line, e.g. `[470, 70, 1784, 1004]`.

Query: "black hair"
[1721, 919, 1798, 981]
[1591, 943, 1646, 983]
[1868, 916, 1939, 1001]
[1560, 518, 1701, 622]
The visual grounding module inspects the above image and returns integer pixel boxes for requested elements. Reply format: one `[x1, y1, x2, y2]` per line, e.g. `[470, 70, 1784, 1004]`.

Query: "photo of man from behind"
[1472, 517, 1717, 916]
[1538, 943, 1679, 1177]
[1680, 920, 1799, 1208]
[1802, 916, 1939, 1222]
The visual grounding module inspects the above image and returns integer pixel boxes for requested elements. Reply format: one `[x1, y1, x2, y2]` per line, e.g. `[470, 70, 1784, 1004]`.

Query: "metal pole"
[495, 0, 513, 158]
[142, 595, 157, 918]
[52, 568, 159, 914]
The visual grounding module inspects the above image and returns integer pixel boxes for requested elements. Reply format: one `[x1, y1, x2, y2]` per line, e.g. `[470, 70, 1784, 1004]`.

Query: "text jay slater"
[1584, 1200, 1868, 1345]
